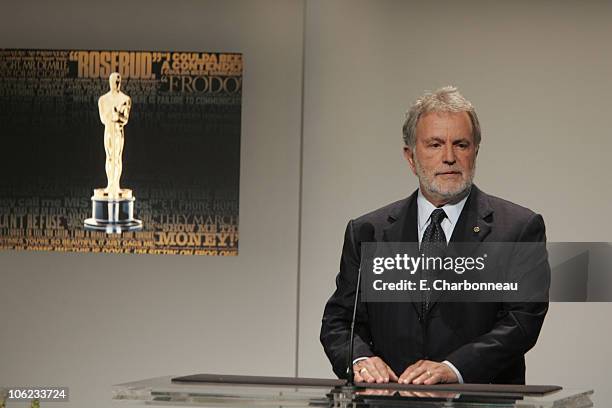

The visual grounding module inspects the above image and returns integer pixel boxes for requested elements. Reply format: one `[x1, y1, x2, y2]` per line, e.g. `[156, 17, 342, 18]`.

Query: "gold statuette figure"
[96, 72, 131, 199]
[84, 73, 142, 233]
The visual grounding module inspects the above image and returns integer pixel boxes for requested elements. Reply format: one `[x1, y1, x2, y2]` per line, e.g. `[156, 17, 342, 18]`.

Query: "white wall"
[298, 1, 612, 407]
[2, 0, 612, 407]
[0, 0, 304, 407]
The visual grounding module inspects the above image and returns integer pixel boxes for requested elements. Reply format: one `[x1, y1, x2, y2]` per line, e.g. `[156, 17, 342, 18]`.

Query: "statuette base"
[84, 192, 142, 234]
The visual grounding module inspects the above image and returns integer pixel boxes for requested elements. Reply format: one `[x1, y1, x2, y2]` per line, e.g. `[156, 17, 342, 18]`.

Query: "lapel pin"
[473, 226, 480, 233]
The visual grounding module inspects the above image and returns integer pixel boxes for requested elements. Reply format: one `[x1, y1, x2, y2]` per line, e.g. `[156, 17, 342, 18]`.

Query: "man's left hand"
[398, 360, 458, 385]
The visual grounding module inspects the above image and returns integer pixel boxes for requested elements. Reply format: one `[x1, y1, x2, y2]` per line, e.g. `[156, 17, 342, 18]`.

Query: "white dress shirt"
[416, 189, 469, 245]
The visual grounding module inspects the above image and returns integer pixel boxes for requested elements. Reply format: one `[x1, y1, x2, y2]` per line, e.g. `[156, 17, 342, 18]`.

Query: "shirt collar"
[417, 188, 470, 231]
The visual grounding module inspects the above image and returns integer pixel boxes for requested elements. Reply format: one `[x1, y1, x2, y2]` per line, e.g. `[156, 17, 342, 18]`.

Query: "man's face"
[404, 111, 477, 205]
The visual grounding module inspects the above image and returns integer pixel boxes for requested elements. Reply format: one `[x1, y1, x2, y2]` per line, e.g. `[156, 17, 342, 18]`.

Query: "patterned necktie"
[420, 208, 447, 317]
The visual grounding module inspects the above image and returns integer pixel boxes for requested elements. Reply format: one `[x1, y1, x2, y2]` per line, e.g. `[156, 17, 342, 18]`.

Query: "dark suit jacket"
[320, 185, 549, 384]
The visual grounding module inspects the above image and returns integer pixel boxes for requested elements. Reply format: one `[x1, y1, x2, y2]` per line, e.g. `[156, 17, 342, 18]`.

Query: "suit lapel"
[449, 185, 493, 245]
[429, 185, 494, 310]
[382, 190, 420, 312]
[382, 190, 418, 244]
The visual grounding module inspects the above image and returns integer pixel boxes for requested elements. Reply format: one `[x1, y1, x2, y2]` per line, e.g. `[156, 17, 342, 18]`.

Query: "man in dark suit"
[320, 86, 549, 385]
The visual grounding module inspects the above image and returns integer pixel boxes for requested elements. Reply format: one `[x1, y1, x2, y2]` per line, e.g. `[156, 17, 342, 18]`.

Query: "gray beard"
[415, 159, 475, 203]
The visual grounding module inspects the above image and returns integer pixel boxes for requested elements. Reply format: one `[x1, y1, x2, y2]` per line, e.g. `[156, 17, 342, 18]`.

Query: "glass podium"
[112, 375, 594, 408]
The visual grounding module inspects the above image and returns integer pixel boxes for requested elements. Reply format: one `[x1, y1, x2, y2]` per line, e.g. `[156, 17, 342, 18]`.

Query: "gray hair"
[402, 86, 481, 148]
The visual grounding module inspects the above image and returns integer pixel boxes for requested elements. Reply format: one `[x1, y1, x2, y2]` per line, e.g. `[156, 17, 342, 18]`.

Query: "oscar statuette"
[84, 72, 143, 233]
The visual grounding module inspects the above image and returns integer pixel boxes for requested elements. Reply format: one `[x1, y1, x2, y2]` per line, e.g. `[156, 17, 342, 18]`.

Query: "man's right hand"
[353, 357, 398, 383]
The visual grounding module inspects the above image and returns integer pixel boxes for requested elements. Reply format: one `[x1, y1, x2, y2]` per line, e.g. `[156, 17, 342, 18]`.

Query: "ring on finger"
[359, 367, 368, 374]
